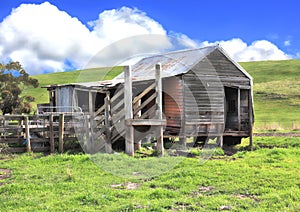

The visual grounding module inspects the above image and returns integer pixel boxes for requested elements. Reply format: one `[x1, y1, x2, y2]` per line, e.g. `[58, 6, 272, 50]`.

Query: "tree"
[0, 61, 39, 114]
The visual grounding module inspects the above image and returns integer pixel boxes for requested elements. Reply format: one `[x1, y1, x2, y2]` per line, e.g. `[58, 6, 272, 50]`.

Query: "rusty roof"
[114, 45, 217, 81]
[44, 45, 252, 89]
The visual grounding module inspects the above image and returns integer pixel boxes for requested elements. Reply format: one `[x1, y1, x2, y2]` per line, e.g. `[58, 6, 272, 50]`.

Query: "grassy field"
[240, 59, 300, 130]
[0, 137, 300, 211]
[24, 59, 300, 131]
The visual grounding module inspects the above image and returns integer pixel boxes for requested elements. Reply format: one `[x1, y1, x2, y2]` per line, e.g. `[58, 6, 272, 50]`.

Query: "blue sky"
[0, 0, 299, 74]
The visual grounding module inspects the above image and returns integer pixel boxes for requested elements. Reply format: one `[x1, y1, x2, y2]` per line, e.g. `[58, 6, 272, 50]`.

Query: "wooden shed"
[43, 45, 254, 153]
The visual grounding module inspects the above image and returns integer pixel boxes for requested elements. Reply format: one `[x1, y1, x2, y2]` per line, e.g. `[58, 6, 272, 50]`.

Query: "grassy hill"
[240, 59, 300, 129]
[23, 66, 123, 107]
[25, 60, 300, 130]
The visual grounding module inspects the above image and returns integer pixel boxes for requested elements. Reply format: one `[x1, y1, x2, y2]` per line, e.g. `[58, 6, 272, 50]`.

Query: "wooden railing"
[0, 114, 87, 154]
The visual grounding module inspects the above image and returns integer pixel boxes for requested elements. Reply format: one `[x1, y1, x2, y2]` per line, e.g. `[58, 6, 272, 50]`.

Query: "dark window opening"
[229, 99, 236, 113]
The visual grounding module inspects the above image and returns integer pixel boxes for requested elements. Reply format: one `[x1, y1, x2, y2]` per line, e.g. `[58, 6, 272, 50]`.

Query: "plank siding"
[191, 49, 251, 87]
[183, 71, 225, 127]
[56, 86, 74, 112]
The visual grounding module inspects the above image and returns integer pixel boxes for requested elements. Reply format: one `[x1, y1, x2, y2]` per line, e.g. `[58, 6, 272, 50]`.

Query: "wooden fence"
[0, 113, 87, 153]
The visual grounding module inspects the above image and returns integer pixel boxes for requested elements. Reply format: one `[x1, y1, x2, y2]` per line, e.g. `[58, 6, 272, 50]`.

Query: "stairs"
[92, 81, 157, 151]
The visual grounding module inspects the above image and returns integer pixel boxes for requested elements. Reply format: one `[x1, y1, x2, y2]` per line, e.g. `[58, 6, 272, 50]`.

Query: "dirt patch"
[110, 182, 140, 190]
[191, 186, 214, 196]
[219, 205, 232, 210]
[198, 186, 214, 192]
[233, 194, 260, 202]
[0, 168, 12, 185]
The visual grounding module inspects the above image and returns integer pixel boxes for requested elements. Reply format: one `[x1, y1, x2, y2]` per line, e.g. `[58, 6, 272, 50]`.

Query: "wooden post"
[155, 63, 164, 156]
[249, 90, 253, 148]
[24, 116, 31, 153]
[105, 92, 112, 153]
[58, 113, 64, 153]
[180, 76, 187, 149]
[85, 115, 91, 153]
[49, 114, 55, 154]
[237, 88, 241, 132]
[89, 92, 94, 117]
[217, 136, 223, 148]
[124, 65, 134, 156]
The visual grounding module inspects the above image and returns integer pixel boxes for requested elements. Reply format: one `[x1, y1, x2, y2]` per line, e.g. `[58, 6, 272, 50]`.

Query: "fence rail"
[0, 114, 88, 154]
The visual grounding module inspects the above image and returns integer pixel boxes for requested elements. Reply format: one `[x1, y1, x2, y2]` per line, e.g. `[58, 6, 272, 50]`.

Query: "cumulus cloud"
[199, 38, 290, 62]
[0, 2, 291, 74]
[0, 2, 170, 74]
[0, 2, 101, 74]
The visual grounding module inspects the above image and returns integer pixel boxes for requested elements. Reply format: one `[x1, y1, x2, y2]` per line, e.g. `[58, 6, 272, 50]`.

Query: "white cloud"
[89, 7, 166, 41]
[0, 3, 170, 74]
[0, 2, 292, 74]
[284, 40, 291, 46]
[198, 38, 290, 62]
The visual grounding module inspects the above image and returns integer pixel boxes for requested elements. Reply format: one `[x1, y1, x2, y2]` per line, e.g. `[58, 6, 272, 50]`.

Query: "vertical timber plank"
[155, 63, 164, 156]
[58, 113, 64, 153]
[217, 136, 223, 148]
[49, 114, 55, 154]
[238, 88, 241, 132]
[249, 89, 253, 148]
[124, 65, 134, 156]
[85, 115, 91, 153]
[89, 91, 93, 117]
[180, 75, 187, 148]
[24, 116, 31, 153]
[105, 93, 112, 153]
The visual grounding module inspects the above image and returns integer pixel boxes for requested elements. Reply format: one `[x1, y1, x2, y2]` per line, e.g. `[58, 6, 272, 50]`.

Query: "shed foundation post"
[104, 93, 112, 153]
[124, 66, 134, 156]
[155, 63, 164, 156]
[217, 135, 223, 148]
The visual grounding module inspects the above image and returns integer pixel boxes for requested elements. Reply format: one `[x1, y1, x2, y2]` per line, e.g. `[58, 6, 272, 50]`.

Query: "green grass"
[0, 137, 300, 211]
[240, 59, 300, 130]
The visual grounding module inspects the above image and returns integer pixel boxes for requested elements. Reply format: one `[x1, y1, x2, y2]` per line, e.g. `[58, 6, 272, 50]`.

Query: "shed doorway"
[224, 87, 238, 130]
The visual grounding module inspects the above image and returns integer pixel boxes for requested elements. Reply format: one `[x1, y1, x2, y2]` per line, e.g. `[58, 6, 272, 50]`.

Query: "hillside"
[25, 59, 300, 130]
[23, 66, 123, 107]
[240, 59, 300, 129]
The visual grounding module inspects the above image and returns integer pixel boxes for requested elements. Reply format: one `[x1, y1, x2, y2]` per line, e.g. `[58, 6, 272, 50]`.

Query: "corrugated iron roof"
[115, 45, 217, 80]
[44, 45, 252, 89]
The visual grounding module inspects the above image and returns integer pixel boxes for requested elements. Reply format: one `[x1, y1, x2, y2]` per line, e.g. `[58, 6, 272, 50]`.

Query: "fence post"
[49, 114, 55, 154]
[24, 116, 31, 153]
[58, 113, 64, 153]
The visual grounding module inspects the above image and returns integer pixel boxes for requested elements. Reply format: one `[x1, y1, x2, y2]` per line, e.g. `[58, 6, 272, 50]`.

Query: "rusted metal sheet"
[115, 46, 217, 81]
[163, 77, 184, 128]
